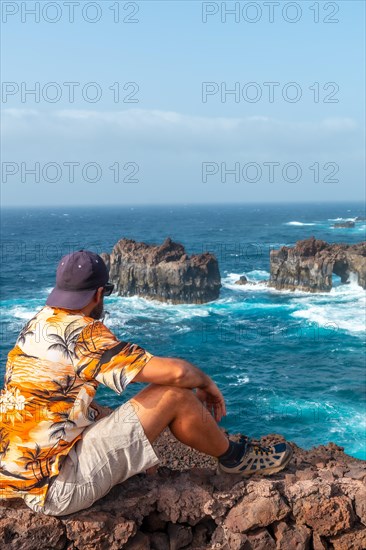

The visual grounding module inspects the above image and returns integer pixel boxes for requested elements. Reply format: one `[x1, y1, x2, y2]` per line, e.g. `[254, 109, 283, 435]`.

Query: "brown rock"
[246, 527, 276, 549]
[167, 522, 193, 550]
[0, 505, 65, 549]
[344, 465, 366, 481]
[156, 472, 214, 525]
[144, 511, 167, 532]
[191, 523, 210, 548]
[296, 469, 318, 481]
[273, 521, 311, 549]
[336, 479, 366, 526]
[313, 532, 328, 550]
[353, 488, 366, 527]
[329, 525, 366, 550]
[149, 532, 170, 550]
[285, 479, 332, 502]
[284, 473, 297, 484]
[293, 495, 355, 536]
[64, 511, 136, 549]
[190, 518, 216, 548]
[318, 469, 334, 483]
[332, 466, 346, 478]
[210, 526, 248, 550]
[1, 434, 365, 550]
[124, 530, 150, 549]
[224, 487, 290, 533]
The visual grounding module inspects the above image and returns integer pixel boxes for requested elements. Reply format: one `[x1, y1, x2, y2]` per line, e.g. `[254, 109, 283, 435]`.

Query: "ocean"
[1, 202, 365, 459]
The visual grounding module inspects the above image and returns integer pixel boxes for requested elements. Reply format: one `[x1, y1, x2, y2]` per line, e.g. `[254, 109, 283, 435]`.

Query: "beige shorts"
[25, 400, 160, 516]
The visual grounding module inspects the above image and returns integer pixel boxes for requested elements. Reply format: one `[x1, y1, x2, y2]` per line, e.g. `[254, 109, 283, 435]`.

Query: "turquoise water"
[1, 203, 365, 458]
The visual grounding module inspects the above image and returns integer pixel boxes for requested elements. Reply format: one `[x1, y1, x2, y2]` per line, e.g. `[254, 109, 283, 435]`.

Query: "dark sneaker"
[217, 435, 293, 476]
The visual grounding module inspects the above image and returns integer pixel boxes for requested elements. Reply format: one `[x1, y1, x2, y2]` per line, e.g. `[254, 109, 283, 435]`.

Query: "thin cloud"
[2, 108, 360, 158]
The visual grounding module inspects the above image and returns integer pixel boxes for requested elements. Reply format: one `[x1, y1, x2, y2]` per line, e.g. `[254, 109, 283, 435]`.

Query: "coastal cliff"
[268, 237, 366, 292]
[100, 237, 221, 304]
[1, 429, 365, 550]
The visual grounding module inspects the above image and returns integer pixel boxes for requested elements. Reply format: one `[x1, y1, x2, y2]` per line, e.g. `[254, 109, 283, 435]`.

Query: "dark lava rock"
[333, 221, 355, 228]
[268, 237, 366, 292]
[1, 427, 365, 550]
[234, 275, 249, 285]
[101, 237, 221, 304]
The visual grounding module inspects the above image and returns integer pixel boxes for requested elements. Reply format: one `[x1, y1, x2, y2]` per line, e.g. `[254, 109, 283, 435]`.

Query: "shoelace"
[238, 435, 274, 458]
[250, 443, 271, 456]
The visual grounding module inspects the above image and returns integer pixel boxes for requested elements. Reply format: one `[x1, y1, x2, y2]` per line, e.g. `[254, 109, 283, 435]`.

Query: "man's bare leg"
[129, 384, 230, 457]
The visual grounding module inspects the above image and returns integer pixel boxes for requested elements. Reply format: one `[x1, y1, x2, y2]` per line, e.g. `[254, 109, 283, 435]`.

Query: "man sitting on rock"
[0, 250, 292, 516]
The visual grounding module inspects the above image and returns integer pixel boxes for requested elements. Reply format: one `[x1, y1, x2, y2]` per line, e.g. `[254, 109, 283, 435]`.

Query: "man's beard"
[89, 299, 104, 320]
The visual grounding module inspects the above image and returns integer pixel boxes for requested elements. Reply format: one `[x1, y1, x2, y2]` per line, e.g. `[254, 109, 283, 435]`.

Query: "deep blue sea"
[1, 203, 365, 459]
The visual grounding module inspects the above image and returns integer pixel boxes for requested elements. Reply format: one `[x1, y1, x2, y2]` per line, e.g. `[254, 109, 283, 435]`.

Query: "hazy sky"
[1, 0, 365, 206]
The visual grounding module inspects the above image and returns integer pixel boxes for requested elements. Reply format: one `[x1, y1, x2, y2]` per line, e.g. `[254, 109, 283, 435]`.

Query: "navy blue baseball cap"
[46, 250, 109, 310]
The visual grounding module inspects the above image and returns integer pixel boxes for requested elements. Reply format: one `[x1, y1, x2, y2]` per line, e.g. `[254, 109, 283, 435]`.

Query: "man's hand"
[195, 380, 226, 423]
[134, 356, 227, 422]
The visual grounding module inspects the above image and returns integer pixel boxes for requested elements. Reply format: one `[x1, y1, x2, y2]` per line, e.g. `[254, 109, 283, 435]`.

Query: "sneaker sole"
[217, 444, 293, 477]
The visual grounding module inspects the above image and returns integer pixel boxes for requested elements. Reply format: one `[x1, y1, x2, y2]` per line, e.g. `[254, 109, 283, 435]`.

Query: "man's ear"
[95, 287, 104, 302]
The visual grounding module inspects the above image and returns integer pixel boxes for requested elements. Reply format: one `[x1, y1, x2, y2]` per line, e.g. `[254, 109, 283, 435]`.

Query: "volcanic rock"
[268, 237, 366, 292]
[100, 237, 221, 304]
[1, 428, 366, 549]
[234, 275, 249, 285]
[333, 221, 355, 228]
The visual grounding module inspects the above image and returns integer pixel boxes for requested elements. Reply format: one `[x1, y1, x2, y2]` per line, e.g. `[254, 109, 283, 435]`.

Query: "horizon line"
[1, 199, 365, 210]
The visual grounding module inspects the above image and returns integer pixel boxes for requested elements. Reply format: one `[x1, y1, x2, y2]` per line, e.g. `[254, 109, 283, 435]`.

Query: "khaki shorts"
[25, 400, 160, 516]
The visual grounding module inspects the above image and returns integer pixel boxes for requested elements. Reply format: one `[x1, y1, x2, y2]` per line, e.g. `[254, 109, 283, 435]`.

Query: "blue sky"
[1, 0, 365, 206]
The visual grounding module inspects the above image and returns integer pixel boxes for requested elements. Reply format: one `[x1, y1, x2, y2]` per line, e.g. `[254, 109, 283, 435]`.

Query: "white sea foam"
[223, 271, 365, 335]
[105, 294, 211, 332]
[222, 272, 269, 293]
[227, 374, 250, 386]
[6, 306, 38, 322]
[291, 277, 366, 335]
[223, 272, 314, 297]
[328, 217, 357, 222]
[246, 269, 271, 280]
[284, 221, 316, 226]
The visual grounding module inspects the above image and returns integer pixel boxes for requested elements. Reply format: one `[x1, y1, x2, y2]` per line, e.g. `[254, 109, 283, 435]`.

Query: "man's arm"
[73, 320, 225, 420]
[132, 356, 211, 388]
[133, 356, 227, 421]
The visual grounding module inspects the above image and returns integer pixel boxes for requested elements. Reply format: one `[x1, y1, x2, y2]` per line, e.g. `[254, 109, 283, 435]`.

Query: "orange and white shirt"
[0, 305, 154, 507]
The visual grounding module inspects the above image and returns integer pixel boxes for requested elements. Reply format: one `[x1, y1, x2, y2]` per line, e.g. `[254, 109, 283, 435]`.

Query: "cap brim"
[46, 286, 97, 310]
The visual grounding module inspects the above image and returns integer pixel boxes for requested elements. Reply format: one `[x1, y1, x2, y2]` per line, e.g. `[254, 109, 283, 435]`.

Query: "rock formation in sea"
[333, 221, 355, 228]
[268, 237, 366, 292]
[1, 427, 365, 550]
[100, 237, 221, 304]
[235, 275, 248, 285]
[234, 275, 257, 286]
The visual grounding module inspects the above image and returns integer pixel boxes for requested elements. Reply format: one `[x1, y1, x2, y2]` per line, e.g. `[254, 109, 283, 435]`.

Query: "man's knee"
[154, 383, 194, 398]
[134, 383, 195, 405]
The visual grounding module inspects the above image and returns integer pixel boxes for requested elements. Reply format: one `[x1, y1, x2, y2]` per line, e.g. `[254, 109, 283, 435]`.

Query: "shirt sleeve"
[72, 320, 154, 394]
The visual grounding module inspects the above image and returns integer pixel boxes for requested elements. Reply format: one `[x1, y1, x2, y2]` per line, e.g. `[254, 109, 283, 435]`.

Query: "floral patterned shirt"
[0, 306, 154, 508]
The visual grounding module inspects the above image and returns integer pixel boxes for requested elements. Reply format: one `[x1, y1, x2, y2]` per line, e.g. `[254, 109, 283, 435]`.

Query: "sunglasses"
[103, 282, 114, 296]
